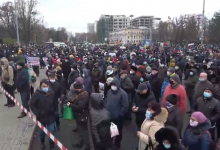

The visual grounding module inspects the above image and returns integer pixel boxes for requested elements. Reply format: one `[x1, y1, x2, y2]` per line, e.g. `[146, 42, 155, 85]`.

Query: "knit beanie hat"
[192, 112, 207, 124]
[148, 101, 161, 115]
[17, 61, 25, 67]
[168, 67, 175, 74]
[166, 94, 178, 105]
[74, 82, 83, 89]
[170, 74, 180, 83]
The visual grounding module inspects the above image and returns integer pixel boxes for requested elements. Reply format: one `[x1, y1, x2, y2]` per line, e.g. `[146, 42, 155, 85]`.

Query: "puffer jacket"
[88, 93, 111, 150]
[104, 77, 129, 119]
[30, 88, 56, 124]
[169, 58, 175, 68]
[138, 108, 168, 150]
[182, 119, 212, 150]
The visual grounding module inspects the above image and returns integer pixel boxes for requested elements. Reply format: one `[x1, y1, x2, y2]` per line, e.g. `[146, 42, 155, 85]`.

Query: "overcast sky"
[1, 0, 220, 33]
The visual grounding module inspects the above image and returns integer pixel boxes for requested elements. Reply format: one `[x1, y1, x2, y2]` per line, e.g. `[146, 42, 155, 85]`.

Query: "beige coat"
[1, 58, 14, 86]
[138, 108, 168, 150]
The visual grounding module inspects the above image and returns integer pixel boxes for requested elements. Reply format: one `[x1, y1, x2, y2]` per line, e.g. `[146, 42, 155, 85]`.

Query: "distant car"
[46, 42, 68, 48]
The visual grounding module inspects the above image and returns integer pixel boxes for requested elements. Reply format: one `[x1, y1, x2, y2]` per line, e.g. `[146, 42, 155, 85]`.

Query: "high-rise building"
[97, 15, 130, 42]
[87, 23, 95, 33]
[131, 16, 154, 28]
[94, 21, 98, 33]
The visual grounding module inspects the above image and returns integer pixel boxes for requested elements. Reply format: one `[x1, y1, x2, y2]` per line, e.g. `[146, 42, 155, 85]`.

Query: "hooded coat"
[1, 58, 14, 86]
[185, 68, 199, 97]
[154, 126, 185, 150]
[83, 68, 92, 96]
[88, 93, 111, 150]
[133, 85, 156, 128]
[182, 119, 212, 150]
[104, 78, 129, 119]
[138, 108, 168, 150]
[122, 59, 130, 72]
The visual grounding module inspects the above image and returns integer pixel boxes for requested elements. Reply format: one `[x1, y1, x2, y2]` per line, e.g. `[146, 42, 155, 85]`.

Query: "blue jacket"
[161, 77, 170, 98]
[83, 68, 92, 96]
[104, 78, 129, 119]
[182, 119, 212, 150]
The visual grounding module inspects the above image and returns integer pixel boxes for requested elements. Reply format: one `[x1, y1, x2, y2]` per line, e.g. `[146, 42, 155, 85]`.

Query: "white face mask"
[167, 72, 171, 76]
[71, 68, 74, 71]
[130, 71, 134, 74]
[190, 120, 199, 127]
[82, 74, 85, 77]
[111, 86, 117, 91]
[50, 79, 55, 83]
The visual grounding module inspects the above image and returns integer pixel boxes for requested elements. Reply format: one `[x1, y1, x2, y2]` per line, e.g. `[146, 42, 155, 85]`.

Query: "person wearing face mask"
[67, 82, 90, 149]
[91, 62, 103, 93]
[67, 65, 80, 90]
[149, 67, 163, 102]
[30, 79, 56, 150]
[158, 64, 168, 80]
[16, 61, 30, 118]
[132, 83, 156, 130]
[182, 112, 213, 150]
[164, 94, 183, 138]
[193, 72, 214, 102]
[104, 77, 128, 150]
[136, 101, 168, 150]
[82, 68, 92, 96]
[192, 88, 220, 140]
[48, 71, 61, 131]
[185, 68, 199, 113]
[154, 126, 185, 150]
[162, 74, 187, 114]
[174, 64, 182, 83]
[161, 67, 175, 98]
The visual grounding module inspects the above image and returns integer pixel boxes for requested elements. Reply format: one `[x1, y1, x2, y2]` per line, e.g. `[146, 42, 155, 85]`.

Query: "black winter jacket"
[132, 89, 156, 128]
[69, 89, 89, 125]
[16, 67, 30, 93]
[30, 88, 56, 124]
[88, 93, 111, 150]
[67, 70, 80, 90]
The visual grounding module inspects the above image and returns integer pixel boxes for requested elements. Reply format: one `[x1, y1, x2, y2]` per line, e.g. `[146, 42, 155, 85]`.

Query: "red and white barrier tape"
[0, 86, 67, 150]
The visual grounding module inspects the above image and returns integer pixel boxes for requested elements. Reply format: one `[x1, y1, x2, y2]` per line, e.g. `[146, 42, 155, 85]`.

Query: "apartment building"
[87, 23, 95, 33]
[131, 16, 154, 28]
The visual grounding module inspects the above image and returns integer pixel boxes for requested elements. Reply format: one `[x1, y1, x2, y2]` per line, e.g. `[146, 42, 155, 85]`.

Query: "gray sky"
[1, 0, 220, 33]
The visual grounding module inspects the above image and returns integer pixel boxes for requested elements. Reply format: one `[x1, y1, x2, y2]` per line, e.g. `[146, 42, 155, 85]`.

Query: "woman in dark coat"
[154, 126, 185, 150]
[88, 93, 112, 150]
[83, 68, 92, 96]
[182, 112, 213, 150]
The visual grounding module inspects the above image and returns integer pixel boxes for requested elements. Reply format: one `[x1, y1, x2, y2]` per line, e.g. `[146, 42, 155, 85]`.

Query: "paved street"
[0, 68, 46, 150]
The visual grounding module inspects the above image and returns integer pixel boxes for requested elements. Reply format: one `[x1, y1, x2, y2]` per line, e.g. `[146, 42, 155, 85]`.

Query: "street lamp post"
[201, 0, 205, 46]
[130, 14, 134, 44]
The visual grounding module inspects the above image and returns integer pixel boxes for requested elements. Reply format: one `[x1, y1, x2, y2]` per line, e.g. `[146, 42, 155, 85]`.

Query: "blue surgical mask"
[189, 72, 193, 76]
[42, 87, 49, 93]
[140, 78, 144, 82]
[143, 62, 147, 65]
[163, 143, 171, 149]
[146, 110, 151, 120]
[204, 92, 211, 98]
[199, 78, 205, 82]
[166, 102, 171, 108]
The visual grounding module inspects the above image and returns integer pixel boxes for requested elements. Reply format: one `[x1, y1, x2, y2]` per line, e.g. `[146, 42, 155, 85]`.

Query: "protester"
[16, 61, 30, 118]
[182, 111, 213, 150]
[137, 101, 168, 150]
[88, 93, 111, 150]
[30, 79, 56, 150]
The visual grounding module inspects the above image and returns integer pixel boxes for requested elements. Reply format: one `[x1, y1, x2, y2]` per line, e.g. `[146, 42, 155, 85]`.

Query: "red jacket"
[162, 84, 187, 114]
[52, 58, 57, 64]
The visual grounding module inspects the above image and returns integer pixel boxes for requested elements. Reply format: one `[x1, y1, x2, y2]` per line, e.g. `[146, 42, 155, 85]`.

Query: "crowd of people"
[0, 43, 220, 150]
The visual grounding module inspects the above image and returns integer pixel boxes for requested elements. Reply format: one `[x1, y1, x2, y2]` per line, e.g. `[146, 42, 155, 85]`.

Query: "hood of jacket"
[83, 68, 90, 78]
[1, 58, 9, 68]
[110, 77, 121, 89]
[154, 108, 168, 123]
[90, 93, 104, 109]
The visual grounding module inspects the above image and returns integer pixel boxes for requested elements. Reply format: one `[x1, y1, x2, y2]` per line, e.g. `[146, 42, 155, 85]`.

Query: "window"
[114, 19, 117, 21]
[119, 19, 122, 21]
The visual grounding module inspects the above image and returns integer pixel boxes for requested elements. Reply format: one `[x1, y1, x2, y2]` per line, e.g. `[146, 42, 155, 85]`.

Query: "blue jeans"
[39, 122, 55, 143]
[20, 92, 30, 112]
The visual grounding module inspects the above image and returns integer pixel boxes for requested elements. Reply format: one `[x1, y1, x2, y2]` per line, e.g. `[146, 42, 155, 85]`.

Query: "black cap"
[48, 70, 56, 78]
[17, 61, 25, 67]
[136, 83, 148, 93]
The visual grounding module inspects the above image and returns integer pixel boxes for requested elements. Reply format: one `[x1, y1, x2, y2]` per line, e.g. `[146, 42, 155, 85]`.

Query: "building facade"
[98, 15, 130, 41]
[87, 23, 95, 33]
[131, 16, 154, 28]
[109, 27, 150, 44]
